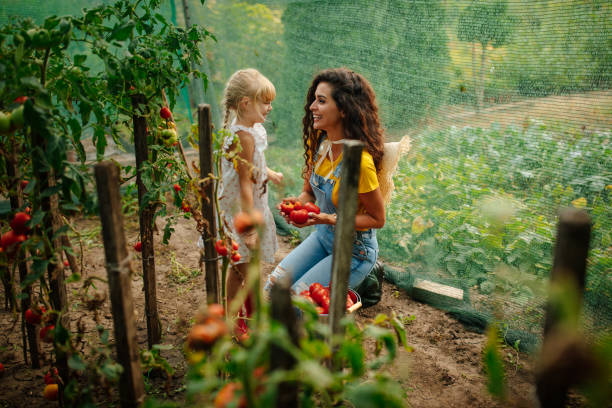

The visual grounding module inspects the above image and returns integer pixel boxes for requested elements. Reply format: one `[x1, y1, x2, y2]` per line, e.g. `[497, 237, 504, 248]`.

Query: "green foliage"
[379, 122, 612, 332]
[175, 299, 408, 408]
[483, 325, 506, 399]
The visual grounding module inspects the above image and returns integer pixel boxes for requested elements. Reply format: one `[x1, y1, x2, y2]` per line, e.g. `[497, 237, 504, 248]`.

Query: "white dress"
[217, 120, 277, 264]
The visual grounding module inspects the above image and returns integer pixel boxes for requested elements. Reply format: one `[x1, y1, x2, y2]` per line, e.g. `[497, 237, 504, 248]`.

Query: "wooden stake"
[198, 104, 220, 304]
[132, 94, 162, 347]
[94, 161, 146, 408]
[270, 275, 299, 407]
[328, 140, 363, 349]
[536, 208, 592, 408]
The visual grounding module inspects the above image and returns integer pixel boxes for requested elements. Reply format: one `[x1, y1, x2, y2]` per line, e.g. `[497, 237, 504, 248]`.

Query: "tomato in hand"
[303, 202, 320, 214]
[289, 209, 309, 224]
[279, 200, 295, 215]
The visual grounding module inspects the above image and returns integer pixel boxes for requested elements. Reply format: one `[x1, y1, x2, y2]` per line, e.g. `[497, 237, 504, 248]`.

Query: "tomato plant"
[0, 0, 213, 404]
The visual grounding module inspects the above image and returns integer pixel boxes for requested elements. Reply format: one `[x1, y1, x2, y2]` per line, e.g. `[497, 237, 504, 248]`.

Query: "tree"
[277, 0, 450, 139]
[457, 0, 513, 111]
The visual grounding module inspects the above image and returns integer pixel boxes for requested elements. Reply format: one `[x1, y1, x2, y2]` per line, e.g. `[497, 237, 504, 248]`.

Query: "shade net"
[2, 0, 610, 351]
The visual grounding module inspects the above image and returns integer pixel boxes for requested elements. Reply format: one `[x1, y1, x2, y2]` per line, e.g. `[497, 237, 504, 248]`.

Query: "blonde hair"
[221, 68, 276, 128]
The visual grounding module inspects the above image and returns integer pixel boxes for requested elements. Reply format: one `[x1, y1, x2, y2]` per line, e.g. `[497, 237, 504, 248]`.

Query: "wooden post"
[132, 94, 162, 347]
[5, 149, 41, 368]
[542, 208, 590, 336]
[198, 104, 220, 304]
[269, 275, 299, 407]
[328, 140, 363, 346]
[536, 208, 592, 408]
[94, 161, 146, 408]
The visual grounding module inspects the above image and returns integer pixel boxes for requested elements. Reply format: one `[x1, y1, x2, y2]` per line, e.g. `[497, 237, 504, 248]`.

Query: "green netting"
[3, 0, 610, 349]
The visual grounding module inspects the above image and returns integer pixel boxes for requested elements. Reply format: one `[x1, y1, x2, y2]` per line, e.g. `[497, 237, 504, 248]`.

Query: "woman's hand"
[288, 212, 336, 228]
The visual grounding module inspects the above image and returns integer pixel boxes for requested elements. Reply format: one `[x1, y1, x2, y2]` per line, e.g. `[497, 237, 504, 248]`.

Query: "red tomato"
[133, 242, 142, 252]
[20, 180, 29, 190]
[44, 367, 58, 385]
[215, 240, 228, 256]
[25, 307, 44, 325]
[173, 183, 181, 193]
[299, 290, 310, 297]
[160, 107, 172, 120]
[279, 201, 295, 215]
[292, 201, 303, 211]
[289, 209, 309, 224]
[231, 240, 239, 251]
[40, 325, 55, 343]
[207, 303, 225, 319]
[14, 96, 28, 104]
[231, 251, 241, 262]
[63, 260, 69, 267]
[303, 202, 320, 214]
[315, 306, 325, 314]
[346, 295, 354, 309]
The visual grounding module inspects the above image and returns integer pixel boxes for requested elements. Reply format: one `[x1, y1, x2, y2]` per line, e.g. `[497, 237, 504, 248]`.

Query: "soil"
[0, 212, 561, 408]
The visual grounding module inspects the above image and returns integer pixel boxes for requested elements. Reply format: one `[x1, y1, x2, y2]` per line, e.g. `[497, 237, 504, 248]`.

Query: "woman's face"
[309, 82, 343, 133]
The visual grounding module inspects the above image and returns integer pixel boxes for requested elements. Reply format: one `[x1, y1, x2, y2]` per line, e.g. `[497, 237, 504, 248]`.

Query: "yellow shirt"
[313, 149, 379, 215]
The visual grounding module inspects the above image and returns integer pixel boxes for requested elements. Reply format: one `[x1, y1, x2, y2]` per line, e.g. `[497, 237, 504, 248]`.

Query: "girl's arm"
[266, 166, 284, 185]
[235, 130, 256, 211]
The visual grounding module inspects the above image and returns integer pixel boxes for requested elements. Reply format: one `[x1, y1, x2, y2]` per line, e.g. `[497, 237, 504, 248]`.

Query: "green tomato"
[10, 106, 24, 130]
[160, 128, 178, 147]
[31, 28, 50, 49]
[0, 112, 11, 134]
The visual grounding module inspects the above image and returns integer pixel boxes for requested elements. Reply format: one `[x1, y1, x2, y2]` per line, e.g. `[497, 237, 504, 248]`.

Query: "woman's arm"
[304, 187, 385, 228]
[355, 187, 385, 229]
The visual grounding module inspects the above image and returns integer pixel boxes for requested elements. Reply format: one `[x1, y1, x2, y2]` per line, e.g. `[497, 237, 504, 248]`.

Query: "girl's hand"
[242, 230, 258, 249]
[267, 169, 284, 185]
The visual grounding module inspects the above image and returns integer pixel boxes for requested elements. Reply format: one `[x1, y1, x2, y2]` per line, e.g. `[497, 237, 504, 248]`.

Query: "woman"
[264, 68, 386, 295]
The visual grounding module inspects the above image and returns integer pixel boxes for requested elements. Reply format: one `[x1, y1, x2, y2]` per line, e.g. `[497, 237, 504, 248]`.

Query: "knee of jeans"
[263, 265, 289, 295]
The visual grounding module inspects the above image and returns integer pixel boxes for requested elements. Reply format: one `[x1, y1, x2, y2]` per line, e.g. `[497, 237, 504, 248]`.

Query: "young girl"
[218, 69, 282, 332]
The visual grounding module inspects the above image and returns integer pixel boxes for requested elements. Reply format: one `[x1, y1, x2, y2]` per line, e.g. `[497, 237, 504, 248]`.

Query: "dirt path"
[0, 213, 562, 407]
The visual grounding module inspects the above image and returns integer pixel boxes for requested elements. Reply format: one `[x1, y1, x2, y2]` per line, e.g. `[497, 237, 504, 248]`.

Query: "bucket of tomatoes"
[299, 282, 362, 319]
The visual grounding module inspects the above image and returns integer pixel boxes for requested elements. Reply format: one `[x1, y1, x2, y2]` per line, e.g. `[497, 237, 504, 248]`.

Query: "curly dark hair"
[302, 68, 384, 177]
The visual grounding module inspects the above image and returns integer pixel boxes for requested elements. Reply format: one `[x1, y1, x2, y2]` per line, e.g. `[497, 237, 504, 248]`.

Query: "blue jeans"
[264, 147, 379, 295]
[264, 226, 378, 294]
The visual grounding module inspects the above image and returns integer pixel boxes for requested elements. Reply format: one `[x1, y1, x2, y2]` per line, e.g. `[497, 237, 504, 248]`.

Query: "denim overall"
[264, 148, 379, 295]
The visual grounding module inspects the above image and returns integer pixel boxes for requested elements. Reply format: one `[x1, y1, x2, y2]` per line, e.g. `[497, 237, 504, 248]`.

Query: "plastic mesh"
[3, 0, 610, 347]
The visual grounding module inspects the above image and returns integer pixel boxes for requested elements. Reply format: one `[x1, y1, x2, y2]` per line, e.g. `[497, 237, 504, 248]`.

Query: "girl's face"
[309, 82, 343, 133]
[240, 96, 273, 125]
